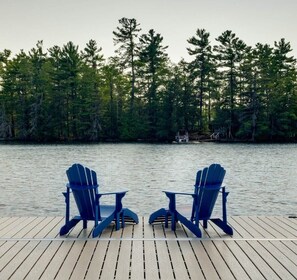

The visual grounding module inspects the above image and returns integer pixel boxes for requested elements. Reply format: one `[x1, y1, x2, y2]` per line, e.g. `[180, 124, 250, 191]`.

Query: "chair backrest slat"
[194, 164, 226, 220]
[66, 163, 99, 220]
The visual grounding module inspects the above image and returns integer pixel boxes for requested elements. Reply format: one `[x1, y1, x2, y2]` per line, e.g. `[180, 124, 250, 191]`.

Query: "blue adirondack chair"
[60, 163, 139, 237]
[149, 163, 233, 237]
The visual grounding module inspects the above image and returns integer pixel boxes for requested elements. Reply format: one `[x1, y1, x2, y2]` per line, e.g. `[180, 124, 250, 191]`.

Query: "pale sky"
[1, 0, 297, 63]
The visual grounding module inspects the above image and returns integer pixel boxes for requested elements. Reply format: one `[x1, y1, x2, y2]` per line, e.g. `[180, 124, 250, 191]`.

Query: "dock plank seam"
[1, 237, 297, 241]
[1, 216, 297, 280]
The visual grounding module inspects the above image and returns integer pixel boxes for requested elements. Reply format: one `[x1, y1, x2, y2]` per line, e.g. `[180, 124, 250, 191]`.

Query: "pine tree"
[81, 39, 104, 140]
[187, 29, 216, 133]
[214, 30, 248, 139]
[113, 18, 141, 113]
[138, 29, 169, 139]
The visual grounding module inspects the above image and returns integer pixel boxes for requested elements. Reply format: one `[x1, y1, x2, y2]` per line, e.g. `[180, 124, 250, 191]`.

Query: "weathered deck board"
[0, 216, 296, 279]
[84, 240, 109, 279]
[114, 226, 133, 279]
[154, 224, 177, 280]
[190, 240, 220, 279]
[143, 217, 159, 280]
[9, 240, 50, 280]
[25, 240, 63, 279]
[130, 217, 144, 280]
[225, 240, 266, 279]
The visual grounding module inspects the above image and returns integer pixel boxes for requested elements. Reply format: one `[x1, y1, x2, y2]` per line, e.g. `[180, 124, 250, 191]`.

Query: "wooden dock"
[0, 216, 297, 279]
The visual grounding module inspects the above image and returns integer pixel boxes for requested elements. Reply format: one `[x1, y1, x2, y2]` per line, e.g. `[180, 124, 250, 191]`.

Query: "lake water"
[0, 143, 296, 217]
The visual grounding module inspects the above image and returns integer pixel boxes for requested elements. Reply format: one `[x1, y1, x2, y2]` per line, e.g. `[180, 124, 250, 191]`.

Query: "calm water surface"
[0, 143, 296, 217]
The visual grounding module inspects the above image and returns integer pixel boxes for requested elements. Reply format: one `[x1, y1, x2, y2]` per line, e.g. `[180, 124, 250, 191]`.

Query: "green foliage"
[138, 29, 169, 139]
[0, 23, 297, 142]
[187, 28, 216, 132]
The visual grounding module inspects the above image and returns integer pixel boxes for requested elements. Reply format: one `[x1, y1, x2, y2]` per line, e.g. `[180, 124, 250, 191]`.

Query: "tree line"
[1, 18, 297, 142]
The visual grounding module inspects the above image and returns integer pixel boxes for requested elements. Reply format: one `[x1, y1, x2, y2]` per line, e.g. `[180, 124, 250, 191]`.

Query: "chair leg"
[122, 208, 139, 225]
[165, 212, 170, 228]
[83, 220, 87, 229]
[171, 213, 177, 231]
[211, 218, 233, 235]
[60, 217, 81, 236]
[210, 186, 233, 235]
[203, 219, 208, 228]
[115, 212, 121, 230]
[222, 187, 228, 223]
[148, 208, 167, 224]
[178, 214, 202, 238]
[60, 190, 81, 236]
[63, 190, 70, 226]
[92, 216, 114, 238]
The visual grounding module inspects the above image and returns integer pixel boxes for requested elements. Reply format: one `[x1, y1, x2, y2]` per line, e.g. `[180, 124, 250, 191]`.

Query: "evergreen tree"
[214, 30, 248, 139]
[187, 28, 216, 132]
[236, 46, 259, 141]
[174, 60, 196, 132]
[157, 66, 181, 140]
[252, 43, 274, 140]
[28, 41, 50, 141]
[47, 45, 65, 140]
[101, 59, 129, 140]
[270, 39, 297, 140]
[138, 29, 169, 139]
[0, 23, 297, 143]
[113, 17, 141, 113]
[0, 49, 13, 138]
[81, 39, 104, 140]
[3, 51, 34, 140]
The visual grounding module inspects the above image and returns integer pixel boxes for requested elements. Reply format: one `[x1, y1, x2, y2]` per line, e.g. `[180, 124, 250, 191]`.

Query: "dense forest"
[1, 18, 297, 142]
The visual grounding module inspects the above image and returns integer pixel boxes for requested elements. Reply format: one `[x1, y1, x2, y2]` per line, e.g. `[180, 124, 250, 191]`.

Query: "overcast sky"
[1, 0, 297, 63]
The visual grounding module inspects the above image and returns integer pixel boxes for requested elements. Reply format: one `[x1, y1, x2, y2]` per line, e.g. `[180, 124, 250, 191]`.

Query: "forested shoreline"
[1, 18, 297, 143]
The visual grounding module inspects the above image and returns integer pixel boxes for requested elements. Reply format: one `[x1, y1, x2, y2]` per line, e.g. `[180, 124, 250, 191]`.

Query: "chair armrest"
[219, 186, 229, 195]
[163, 191, 196, 213]
[97, 191, 127, 212]
[65, 183, 71, 192]
[99, 190, 128, 196]
[163, 190, 195, 196]
[219, 185, 225, 191]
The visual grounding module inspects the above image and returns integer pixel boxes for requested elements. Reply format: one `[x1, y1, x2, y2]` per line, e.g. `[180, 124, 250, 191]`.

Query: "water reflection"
[0, 143, 296, 217]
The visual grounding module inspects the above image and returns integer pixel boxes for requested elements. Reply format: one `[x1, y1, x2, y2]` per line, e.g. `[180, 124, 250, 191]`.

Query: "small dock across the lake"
[0, 216, 297, 279]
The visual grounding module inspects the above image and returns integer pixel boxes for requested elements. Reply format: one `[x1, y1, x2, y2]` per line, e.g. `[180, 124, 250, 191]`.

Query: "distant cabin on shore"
[175, 130, 189, 143]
